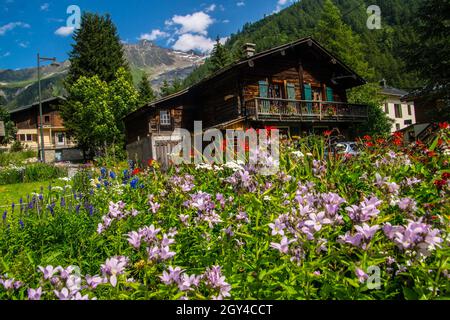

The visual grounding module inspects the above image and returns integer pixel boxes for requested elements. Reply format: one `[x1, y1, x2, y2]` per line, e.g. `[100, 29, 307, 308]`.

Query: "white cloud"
[170, 11, 213, 35]
[222, 19, 230, 24]
[40, 3, 49, 11]
[139, 29, 169, 41]
[0, 22, 30, 36]
[275, 0, 290, 13]
[205, 4, 216, 12]
[54, 26, 74, 37]
[1, 51, 11, 58]
[237, 1, 245, 7]
[172, 34, 215, 53]
[18, 41, 29, 48]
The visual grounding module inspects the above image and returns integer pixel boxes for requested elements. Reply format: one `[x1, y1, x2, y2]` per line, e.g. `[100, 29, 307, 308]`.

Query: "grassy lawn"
[0, 180, 66, 206]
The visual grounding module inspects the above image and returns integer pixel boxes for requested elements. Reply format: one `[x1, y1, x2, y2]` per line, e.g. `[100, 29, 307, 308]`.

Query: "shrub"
[0, 163, 67, 185]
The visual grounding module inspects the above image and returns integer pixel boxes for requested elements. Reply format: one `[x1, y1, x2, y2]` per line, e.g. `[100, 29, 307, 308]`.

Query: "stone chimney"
[242, 43, 256, 58]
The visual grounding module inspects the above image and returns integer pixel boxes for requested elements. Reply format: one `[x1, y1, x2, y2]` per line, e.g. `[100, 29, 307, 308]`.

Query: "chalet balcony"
[245, 98, 368, 123]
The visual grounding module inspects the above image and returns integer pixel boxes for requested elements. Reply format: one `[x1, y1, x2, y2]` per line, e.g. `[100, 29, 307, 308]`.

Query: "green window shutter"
[326, 87, 334, 102]
[258, 81, 270, 113]
[286, 83, 296, 100]
[304, 84, 312, 113]
[303, 84, 312, 100]
[259, 81, 269, 98]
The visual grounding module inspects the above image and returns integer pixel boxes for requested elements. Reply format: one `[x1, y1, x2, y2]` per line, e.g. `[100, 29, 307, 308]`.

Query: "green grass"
[0, 179, 66, 206]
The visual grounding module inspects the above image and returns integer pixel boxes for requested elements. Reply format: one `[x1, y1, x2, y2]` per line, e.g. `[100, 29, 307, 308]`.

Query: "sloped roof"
[381, 86, 409, 97]
[8, 96, 66, 114]
[125, 36, 367, 121]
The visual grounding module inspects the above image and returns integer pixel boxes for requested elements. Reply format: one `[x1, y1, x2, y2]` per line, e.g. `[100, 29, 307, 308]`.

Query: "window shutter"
[286, 83, 296, 100]
[258, 81, 269, 98]
[258, 81, 270, 113]
[326, 87, 334, 102]
[303, 84, 312, 114]
[303, 84, 312, 100]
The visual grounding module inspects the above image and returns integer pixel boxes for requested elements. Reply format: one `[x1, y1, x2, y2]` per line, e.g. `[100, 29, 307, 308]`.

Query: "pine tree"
[404, 0, 449, 118]
[209, 36, 232, 73]
[160, 80, 172, 98]
[137, 73, 156, 105]
[314, 0, 391, 136]
[313, 0, 373, 79]
[66, 13, 131, 86]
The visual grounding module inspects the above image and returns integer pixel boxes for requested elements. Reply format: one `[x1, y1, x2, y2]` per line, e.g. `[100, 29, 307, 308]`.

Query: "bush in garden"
[0, 124, 449, 300]
[0, 163, 67, 185]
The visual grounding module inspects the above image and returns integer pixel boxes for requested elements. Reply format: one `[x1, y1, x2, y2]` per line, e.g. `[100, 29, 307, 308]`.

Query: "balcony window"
[384, 103, 389, 113]
[407, 105, 412, 116]
[160, 110, 171, 126]
[44, 115, 50, 123]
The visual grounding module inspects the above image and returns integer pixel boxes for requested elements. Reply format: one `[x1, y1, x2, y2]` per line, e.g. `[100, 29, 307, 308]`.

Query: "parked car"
[325, 142, 361, 157]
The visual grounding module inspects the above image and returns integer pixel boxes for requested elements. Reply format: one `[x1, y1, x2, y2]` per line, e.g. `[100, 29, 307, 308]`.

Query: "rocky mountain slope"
[0, 40, 205, 110]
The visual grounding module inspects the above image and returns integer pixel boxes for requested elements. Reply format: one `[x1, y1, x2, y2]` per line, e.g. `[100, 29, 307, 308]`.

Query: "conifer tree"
[66, 13, 131, 86]
[137, 73, 156, 105]
[209, 36, 232, 73]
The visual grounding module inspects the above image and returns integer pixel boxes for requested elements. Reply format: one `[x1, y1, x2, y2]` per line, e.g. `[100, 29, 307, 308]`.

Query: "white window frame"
[160, 110, 171, 126]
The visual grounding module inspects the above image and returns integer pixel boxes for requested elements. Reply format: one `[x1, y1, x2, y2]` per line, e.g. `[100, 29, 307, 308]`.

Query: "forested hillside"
[185, 0, 423, 90]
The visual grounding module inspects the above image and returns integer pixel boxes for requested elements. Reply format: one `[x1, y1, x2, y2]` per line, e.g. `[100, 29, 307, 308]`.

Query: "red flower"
[132, 168, 141, 175]
[434, 179, 446, 189]
[393, 131, 403, 139]
[442, 172, 450, 180]
[363, 135, 372, 141]
[376, 138, 385, 144]
[393, 139, 402, 146]
[365, 142, 374, 147]
[427, 151, 437, 157]
[324, 130, 333, 137]
[148, 159, 154, 167]
[439, 122, 449, 129]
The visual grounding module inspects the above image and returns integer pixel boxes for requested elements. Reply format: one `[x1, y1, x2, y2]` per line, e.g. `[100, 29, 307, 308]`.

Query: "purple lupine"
[27, 287, 43, 300]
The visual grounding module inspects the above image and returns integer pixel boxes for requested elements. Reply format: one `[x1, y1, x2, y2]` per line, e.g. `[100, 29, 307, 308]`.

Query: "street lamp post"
[37, 54, 60, 163]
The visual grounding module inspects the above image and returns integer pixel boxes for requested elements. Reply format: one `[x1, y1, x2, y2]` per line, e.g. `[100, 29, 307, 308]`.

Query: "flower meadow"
[0, 127, 449, 300]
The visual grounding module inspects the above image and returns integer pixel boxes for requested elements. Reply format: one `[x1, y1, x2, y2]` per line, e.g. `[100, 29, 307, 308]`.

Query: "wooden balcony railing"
[245, 98, 368, 122]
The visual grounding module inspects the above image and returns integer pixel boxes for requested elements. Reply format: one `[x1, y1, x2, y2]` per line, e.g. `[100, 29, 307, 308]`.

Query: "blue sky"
[0, 0, 293, 70]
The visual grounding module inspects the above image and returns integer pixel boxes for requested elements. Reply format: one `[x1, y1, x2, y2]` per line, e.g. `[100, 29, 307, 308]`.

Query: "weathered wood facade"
[124, 37, 369, 165]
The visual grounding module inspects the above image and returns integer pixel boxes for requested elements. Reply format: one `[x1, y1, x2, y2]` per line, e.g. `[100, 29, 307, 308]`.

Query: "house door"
[153, 137, 182, 170]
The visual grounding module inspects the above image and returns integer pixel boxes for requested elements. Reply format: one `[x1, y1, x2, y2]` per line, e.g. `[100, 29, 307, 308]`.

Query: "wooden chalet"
[124, 37, 368, 166]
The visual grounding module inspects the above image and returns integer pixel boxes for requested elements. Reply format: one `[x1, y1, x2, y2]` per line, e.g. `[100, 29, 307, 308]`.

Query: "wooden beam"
[297, 60, 304, 99]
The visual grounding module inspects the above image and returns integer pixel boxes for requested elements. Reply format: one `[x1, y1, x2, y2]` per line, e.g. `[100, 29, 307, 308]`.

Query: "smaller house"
[380, 81, 416, 132]
[402, 89, 449, 124]
[8, 97, 82, 162]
